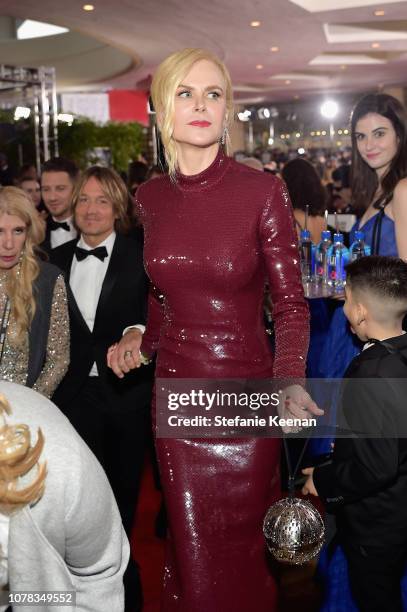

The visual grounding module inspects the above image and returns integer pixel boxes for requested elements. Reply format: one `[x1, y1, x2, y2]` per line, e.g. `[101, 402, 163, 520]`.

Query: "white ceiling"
[0, 0, 406, 103]
[289, 0, 406, 11]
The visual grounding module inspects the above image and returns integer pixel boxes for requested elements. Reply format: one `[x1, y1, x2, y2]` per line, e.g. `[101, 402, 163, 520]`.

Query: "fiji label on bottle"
[329, 252, 347, 283]
[316, 252, 324, 277]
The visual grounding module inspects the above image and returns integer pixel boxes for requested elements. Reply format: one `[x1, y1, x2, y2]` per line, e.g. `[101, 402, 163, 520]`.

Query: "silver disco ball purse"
[263, 439, 325, 565]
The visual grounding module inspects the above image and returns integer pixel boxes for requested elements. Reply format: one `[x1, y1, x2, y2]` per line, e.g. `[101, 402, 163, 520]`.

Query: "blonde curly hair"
[151, 48, 234, 178]
[0, 393, 46, 514]
[0, 187, 45, 343]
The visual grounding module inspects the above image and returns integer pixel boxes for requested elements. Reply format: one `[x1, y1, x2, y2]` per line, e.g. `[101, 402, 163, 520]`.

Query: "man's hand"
[301, 467, 318, 496]
[107, 329, 143, 379]
[277, 384, 324, 433]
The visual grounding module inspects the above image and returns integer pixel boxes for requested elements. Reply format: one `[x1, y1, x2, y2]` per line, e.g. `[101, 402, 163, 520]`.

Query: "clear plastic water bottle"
[328, 233, 349, 289]
[315, 230, 332, 284]
[350, 230, 371, 261]
[300, 229, 313, 283]
[311, 243, 317, 278]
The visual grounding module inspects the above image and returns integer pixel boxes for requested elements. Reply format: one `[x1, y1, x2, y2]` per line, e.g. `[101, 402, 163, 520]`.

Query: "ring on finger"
[124, 350, 133, 358]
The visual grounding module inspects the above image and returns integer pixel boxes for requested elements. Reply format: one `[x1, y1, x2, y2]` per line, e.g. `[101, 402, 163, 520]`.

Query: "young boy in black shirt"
[303, 256, 407, 612]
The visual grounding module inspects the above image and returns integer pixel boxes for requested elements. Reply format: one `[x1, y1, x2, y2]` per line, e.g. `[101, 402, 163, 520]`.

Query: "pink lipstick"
[188, 121, 211, 127]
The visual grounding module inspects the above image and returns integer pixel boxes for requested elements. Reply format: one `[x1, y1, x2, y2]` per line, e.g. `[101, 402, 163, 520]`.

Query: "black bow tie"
[49, 219, 70, 232]
[75, 246, 108, 262]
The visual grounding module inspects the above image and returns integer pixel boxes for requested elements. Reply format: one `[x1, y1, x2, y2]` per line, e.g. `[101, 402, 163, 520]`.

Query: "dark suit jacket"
[41, 216, 54, 254]
[314, 333, 407, 547]
[50, 232, 153, 409]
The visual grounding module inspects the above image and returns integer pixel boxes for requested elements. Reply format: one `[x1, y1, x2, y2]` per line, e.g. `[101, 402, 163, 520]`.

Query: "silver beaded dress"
[0, 273, 69, 398]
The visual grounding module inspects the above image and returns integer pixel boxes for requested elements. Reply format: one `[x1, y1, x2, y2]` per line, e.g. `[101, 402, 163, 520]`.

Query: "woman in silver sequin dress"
[0, 187, 69, 398]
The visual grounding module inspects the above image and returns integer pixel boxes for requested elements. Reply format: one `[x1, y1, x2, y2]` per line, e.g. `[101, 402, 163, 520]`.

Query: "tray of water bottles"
[302, 281, 342, 299]
[300, 228, 371, 300]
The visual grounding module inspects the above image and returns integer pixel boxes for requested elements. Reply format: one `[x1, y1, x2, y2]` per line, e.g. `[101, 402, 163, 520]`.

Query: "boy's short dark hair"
[41, 157, 79, 181]
[346, 256, 407, 303]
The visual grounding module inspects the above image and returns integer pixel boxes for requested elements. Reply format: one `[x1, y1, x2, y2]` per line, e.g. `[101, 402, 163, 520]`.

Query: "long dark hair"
[351, 93, 407, 215]
[282, 158, 327, 216]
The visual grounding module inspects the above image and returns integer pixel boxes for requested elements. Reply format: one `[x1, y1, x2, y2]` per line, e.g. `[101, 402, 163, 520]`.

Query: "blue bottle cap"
[354, 230, 364, 241]
[333, 233, 344, 243]
[300, 229, 311, 240]
[321, 230, 331, 240]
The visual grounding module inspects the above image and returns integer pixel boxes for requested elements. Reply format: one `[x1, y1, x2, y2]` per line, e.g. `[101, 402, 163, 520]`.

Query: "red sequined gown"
[138, 150, 309, 611]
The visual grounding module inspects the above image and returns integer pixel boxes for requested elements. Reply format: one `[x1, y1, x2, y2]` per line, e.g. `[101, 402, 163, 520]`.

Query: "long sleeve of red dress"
[140, 284, 164, 358]
[259, 176, 309, 380]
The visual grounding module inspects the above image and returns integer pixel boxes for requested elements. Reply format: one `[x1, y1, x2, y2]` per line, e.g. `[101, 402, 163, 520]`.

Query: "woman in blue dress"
[315, 93, 407, 611]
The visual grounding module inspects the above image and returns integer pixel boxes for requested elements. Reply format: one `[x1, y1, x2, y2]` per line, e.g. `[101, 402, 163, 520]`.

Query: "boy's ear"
[357, 302, 368, 325]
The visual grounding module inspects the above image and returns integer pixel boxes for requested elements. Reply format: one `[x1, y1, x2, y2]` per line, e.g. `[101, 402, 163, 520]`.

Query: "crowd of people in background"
[236, 146, 353, 213]
[0, 144, 352, 221]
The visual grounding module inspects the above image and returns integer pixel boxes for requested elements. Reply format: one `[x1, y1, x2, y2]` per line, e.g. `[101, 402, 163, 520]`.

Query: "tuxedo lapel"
[62, 241, 92, 337]
[41, 219, 52, 253]
[93, 235, 123, 334]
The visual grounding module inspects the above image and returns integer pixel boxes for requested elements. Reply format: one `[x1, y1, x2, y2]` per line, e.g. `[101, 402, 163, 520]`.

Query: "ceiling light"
[251, 21, 261, 27]
[320, 99, 339, 119]
[257, 108, 271, 120]
[295, 132, 301, 138]
[58, 113, 74, 125]
[321, 130, 327, 136]
[371, 42, 380, 48]
[14, 107, 31, 120]
[270, 46, 279, 52]
[256, 64, 263, 70]
[374, 9, 385, 16]
[17, 19, 69, 39]
[83, 4, 95, 11]
[237, 110, 252, 122]
[298, 147, 305, 155]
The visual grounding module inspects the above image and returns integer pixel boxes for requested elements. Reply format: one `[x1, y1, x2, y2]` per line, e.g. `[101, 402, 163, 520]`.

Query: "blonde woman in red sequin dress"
[109, 48, 322, 612]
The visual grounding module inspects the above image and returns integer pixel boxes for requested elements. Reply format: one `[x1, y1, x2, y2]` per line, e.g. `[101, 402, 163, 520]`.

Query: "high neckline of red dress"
[175, 148, 230, 192]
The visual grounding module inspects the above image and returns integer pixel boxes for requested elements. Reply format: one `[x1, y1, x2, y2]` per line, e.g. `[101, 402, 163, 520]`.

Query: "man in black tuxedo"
[51, 166, 153, 612]
[41, 157, 79, 253]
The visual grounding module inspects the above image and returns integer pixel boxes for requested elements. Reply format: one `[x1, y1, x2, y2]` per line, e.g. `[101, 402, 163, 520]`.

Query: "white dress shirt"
[70, 232, 116, 376]
[50, 216, 77, 249]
